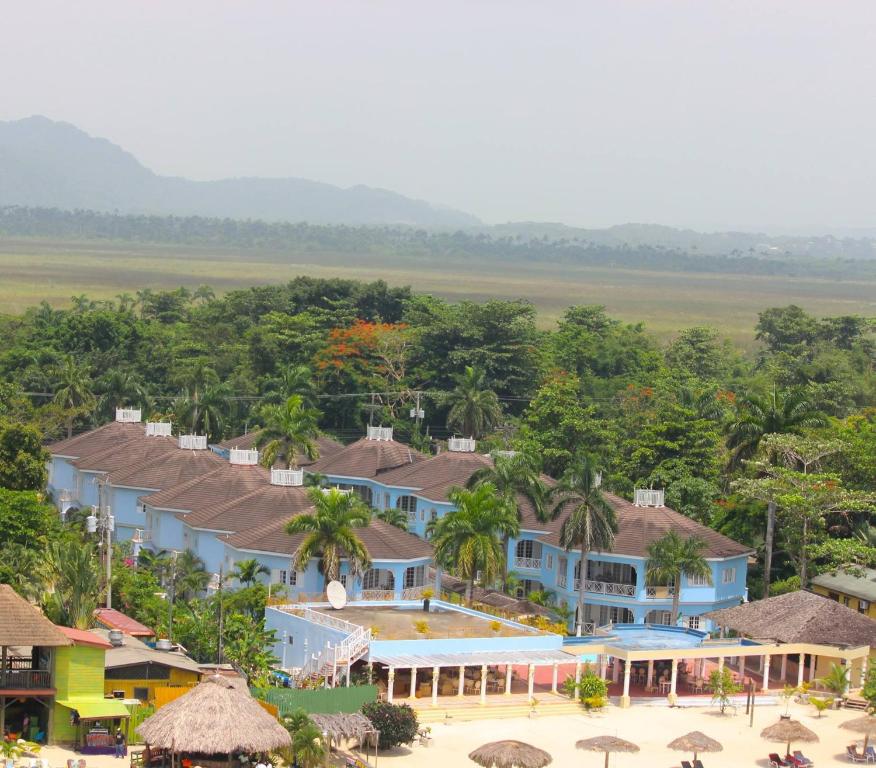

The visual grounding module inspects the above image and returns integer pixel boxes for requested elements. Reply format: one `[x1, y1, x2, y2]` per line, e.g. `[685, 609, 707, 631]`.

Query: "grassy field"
[1, 237, 874, 345]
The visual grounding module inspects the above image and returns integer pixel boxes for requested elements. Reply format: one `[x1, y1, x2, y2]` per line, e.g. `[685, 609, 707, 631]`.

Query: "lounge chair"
[847, 746, 867, 763]
[785, 754, 805, 767]
[769, 753, 790, 767]
[793, 750, 814, 766]
[681, 761, 693, 768]
[866, 746, 876, 763]
[694, 760, 705, 768]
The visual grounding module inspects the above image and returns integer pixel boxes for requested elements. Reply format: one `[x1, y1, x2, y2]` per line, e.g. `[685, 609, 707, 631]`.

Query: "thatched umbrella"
[576, 736, 639, 768]
[840, 716, 876, 752]
[666, 731, 723, 762]
[760, 719, 819, 756]
[137, 676, 291, 759]
[310, 714, 378, 765]
[469, 740, 552, 768]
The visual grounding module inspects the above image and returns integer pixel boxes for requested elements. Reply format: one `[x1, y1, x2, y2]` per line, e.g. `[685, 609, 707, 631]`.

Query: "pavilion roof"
[0, 585, 70, 648]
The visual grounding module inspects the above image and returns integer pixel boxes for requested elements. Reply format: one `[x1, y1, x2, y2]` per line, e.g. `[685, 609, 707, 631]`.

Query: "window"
[546, 553, 553, 570]
[517, 540, 536, 559]
[843, 596, 851, 606]
[384, 493, 390, 509]
[133, 687, 149, 702]
[278, 569, 287, 586]
[340, 574, 348, 587]
[430, 509, 438, 521]
[404, 565, 425, 588]
[396, 495, 417, 512]
[828, 591, 839, 602]
[363, 569, 394, 591]
[276, 570, 297, 586]
[721, 567, 736, 584]
[686, 615, 701, 630]
[688, 573, 710, 587]
[859, 600, 870, 614]
[420, 510, 425, 521]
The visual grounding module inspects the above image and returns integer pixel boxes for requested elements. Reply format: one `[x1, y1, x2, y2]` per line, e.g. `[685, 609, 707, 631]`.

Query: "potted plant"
[528, 697, 539, 718]
[419, 726, 433, 747]
[779, 684, 798, 718]
[422, 587, 434, 612]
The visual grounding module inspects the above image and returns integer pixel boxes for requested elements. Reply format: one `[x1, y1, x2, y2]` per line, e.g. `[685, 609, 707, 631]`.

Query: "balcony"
[571, 579, 636, 597]
[360, 589, 395, 601]
[401, 585, 427, 600]
[0, 668, 53, 690]
[645, 585, 676, 599]
[514, 557, 542, 571]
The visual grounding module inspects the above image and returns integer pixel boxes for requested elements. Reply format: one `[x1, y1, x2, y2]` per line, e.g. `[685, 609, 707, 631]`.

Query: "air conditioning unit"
[115, 408, 142, 423]
[448, 437, 476, 453]
[179, 434, 208, 450]
[634, 489, 665, 507]
[145, 422, 172, 437]
[230, 448, 259, 466]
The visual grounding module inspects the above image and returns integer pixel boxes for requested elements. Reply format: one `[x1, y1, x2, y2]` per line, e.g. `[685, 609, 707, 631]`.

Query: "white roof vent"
[495, 450, 518, 459]
[145, 422, 172, 437]
[116, 408, 142, 423]
[634, 489, 664, 508]
[321, 486, 352, 496]
[448, 437, 476, 452]
[271, 468, 304, 486]
[366, 426, 393, 441]
[179, 434, 208, 450]
[230, 448, 259, 466]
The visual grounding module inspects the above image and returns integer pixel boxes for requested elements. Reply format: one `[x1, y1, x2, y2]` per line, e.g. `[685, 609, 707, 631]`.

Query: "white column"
[504, 664, 512, 695]
[612, 659, 621, 684]
[669, 658, 679, 703]
[551, 663, 559, 693]
[388, 667, 395, 704]
[762, 655, 771, 692]
[843, 659, 852, 695]
[410, 666, 418, 699]
[347, 659, 352, 687]
[780, 654, 787, 684]
[599, 655, 607, 680]
[480, 665, 488, 704]
[621, 662, 631, 707]
[740, 655, 746, 684]
[431, 666, 439, 706]
[527, 664, 535, 700]
[646, 659, 654, 691]
[458, 665, 465, 697]
[797, 655, 806, 687]
[808, 654, 817, 682]
[861, 659, 869, 689]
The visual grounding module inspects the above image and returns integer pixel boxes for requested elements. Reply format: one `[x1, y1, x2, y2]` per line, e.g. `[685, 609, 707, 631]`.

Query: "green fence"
[252, 685, 378, 716]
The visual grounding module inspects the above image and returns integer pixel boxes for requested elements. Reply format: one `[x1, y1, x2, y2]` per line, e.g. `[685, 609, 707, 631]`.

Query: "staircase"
[844, 695, 870, 711]
[293, 608, 371, 687]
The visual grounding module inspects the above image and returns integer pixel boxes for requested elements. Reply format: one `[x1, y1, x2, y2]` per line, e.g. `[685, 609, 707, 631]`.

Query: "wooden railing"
[0, 668, 52, 689]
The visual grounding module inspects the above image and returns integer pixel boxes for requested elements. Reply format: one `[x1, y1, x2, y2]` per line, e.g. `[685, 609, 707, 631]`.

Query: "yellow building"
[90, 629, 201, 706]
[810, 569, 876, 619]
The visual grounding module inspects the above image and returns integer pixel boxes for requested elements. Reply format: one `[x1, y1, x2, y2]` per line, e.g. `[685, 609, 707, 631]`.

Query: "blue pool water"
[565, 623, 711, 650]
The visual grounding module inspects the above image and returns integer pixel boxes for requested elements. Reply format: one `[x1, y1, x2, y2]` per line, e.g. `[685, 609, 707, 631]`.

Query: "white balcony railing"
[179, 434, 207, 450]
[360, 589, 395, 601]
[145, 422, 172, 437]
[402, 585, 427, 600]
[557, 573, 568, 589]
[448, 437, 476, 452]
[271, 468, 304, 486]
[514, 557, 542, 570]
[645, 585, 676, 599]
[132, 528, 152, 543]
[366, 426, 393, 441]
[582, 579, 636, 596]
[115, 408, 142, 423]
[230, 448, 259, 465]
[634, 489, 665, 507]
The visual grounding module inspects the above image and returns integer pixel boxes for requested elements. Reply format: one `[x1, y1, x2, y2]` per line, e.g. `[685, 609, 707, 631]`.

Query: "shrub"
[709, 668, 743, 714]
[489, 620, 502, 633]
[810, 696, 833, 717]
[817, 663, 849, 696]
[361, 701, 419, 750]
[574, 671, 608, 710]
[413, 619, 429, 634]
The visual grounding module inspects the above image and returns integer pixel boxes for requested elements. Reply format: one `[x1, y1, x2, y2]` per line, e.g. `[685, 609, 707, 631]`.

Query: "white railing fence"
[401, 585, 427, 600]
[645, 585, 676, 598]
[271, 468, 304, 486]
[360, 589, 395, 601]
[583, 579, 636, 596]
[514, 557, 543, 570]
[230, 448, 260, 465]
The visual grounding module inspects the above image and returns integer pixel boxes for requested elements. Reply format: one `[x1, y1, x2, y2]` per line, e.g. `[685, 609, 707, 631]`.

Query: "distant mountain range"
[0, 116, 479, 228]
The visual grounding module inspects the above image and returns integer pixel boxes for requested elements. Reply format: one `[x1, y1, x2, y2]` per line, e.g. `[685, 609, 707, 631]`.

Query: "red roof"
[93, 608, 155, 637]
[57, 626, 112, 649]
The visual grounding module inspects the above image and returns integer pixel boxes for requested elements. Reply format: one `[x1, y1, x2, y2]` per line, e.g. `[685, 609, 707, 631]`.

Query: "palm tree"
[43, 542, 100, 629]
[231, 558, 270, 587]
[115, 292, 135, 312]
[285, 488, 372, 587]
[263, 364, 316, 406]
[376, 507, 408, 530]
[291, 722, 326, 768]
[467, 450, 547, 587]
[171, 550, 210, 600]
[174, 380, 231, 441]
[97, 368, 148, 419]
[428, 483, 519, 603]
[444, 366, 502, 439]
[137, 548, 171, 583]
[645, 531, 711, 627]
[548, 456, 617, 635]
[192, 284, 215, 304]
[52, 355, 96, 438]
[726, 388, 825, 597]
[256, 395, 320, 469]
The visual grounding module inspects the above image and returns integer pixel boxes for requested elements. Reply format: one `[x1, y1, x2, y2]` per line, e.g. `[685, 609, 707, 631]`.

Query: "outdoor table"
[659, 680, 672, 694]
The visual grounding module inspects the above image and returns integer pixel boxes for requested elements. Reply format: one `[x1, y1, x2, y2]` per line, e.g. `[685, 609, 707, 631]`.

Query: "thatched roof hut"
[0, 585, 70, 647]
[137, 676, 290, 755]
[309, 713, 376, 743]
[469, 740, 552, 768]
[761, 719, 819, 754]
[576, 736, 639, 768]
[841, 716, 876, 750]
[704, 590, 876, 648]
[666, 732, 723, 761]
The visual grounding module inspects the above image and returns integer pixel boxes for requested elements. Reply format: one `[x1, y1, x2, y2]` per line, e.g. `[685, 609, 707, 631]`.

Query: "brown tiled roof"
[47, 421, 145, 459]
[93, 608, 155, 637]
[224, 516, 433, 561]
[216, 431, 344, 467]
[0, 585, 71, 647]
[72, 436, 178, 474]
[142, 464, 269, 513]
[308, 437, 426, 479]
[536, 492, 750, 559]
[378, 450, 492, 493]
[704, 590, 876, 648]
[105, 448, 225, 490]
[184, 483, 314, 532]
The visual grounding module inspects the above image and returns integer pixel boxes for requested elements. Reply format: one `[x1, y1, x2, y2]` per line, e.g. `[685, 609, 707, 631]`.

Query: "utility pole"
[89, 480, 114, 609]
[217, 566, 224, 664]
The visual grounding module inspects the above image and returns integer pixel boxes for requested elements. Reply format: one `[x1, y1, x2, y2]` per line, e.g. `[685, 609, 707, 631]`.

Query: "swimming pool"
[565, 623, 711, 650]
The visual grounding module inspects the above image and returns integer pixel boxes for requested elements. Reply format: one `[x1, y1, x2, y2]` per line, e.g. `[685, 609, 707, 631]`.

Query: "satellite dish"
[326, 580, 347, 610]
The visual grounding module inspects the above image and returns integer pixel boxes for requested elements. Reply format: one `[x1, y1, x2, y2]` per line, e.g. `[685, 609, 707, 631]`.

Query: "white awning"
[370, 648, 577, 669]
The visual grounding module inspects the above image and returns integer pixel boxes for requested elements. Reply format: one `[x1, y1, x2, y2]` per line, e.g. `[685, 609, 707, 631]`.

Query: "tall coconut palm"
[97, 368, 148, 419]
[466, 450, 548, 587]
[43, 541, 100, 629]
[52, 354, 96, 438]
[174, 381, 231, 441]
[285, 488, 372, 587]
[645, 530, 711, 626]
[376, 507, 408, 530]
[256, 395, 320, 469]
[231, 558, 270, 587]
[263, 364, 316, 407]
[428, 483, 519, 603]
[171, 550, 210, 600]
[445, 366, 502, 439]
[726, 388, 825, 597]
[549, 456, 617, 635]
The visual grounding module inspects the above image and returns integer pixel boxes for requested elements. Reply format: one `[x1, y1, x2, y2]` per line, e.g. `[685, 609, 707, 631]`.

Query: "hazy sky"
[2, 1, 875, 232]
